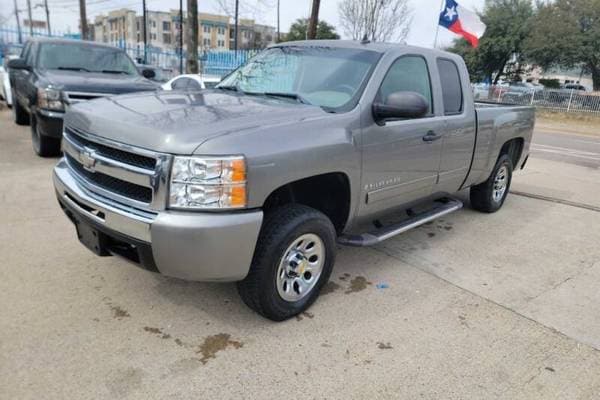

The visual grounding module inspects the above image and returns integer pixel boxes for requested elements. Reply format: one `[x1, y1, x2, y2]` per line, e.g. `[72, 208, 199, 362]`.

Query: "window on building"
[163, 21, 171, 31]
[151, 33, 157, 40]
[136, 21, 140, 30]
[163, 33, 171, 44]
[152, 20, 156, 28]
[217, 27, 225, 35]
[203, 25, 210, 33]
[203, 38, 211, 47]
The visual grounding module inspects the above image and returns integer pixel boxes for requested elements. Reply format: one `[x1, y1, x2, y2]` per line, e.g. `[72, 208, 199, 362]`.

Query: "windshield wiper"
[57, 66, 90, 72]
[101, 69, 129, 74]
[263, 92, 313, 105]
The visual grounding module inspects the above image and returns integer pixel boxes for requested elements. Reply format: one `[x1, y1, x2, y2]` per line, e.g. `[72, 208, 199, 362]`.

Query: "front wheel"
[12, 91, 30, 125]
[31, 115, 61, 157]
[470, 154, 513, 213]
[237, 204, 337, 321]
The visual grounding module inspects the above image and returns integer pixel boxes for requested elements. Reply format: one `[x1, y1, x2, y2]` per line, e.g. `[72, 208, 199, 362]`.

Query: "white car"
[0, 55, 19, 107]
[162, 74, 221, 91]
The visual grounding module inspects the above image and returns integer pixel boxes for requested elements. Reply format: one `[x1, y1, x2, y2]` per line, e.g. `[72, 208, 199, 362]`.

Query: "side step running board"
[338, 198, 463, 247]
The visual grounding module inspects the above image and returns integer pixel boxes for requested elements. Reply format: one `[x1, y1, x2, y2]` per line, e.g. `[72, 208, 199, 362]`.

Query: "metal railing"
[473, 85, 600, 114]
[0, 26, 257, 78]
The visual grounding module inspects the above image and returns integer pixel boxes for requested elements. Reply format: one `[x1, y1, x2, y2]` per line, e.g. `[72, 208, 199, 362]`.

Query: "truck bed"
[462, 103, 535, 189]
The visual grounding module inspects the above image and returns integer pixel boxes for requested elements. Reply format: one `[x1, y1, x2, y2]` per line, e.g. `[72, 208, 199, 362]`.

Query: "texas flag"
[438, 0, 486, 48]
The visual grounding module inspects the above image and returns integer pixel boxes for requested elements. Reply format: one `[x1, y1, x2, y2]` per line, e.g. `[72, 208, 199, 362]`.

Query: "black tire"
[12, 91, 30, 126]
[31, 115, 61, 157]
[237, 204, 337, 321]
[470, 154, 513, 213]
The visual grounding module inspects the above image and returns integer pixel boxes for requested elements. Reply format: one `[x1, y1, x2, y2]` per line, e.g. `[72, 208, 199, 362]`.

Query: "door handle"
[423, 131, 442, 143]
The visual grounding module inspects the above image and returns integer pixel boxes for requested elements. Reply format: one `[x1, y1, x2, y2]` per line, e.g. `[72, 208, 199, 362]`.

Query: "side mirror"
[8, 58, 29, 71]
[141, 68, 156, 79]
[373, 91, 429, 122]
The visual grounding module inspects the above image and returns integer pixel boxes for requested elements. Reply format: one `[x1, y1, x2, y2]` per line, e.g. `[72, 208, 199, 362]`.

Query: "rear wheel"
[31, 115, 61, 157]
[470, 154, 513, 213]
[12, 91, 30, 125]
[237, 204, 337, 321]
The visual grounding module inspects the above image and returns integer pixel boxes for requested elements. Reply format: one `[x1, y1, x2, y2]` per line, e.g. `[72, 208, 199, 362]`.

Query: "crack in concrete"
[510, 190, 600, 212]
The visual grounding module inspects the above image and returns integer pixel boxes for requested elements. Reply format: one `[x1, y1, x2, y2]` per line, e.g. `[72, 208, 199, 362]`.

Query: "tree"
[446, 0, 533, 84]
[284, 18, 340, 42]
[525, 0, 600, 91]
[338, 0, 412, 42]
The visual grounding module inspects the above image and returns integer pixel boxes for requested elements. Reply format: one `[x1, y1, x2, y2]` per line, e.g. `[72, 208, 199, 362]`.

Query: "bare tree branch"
[338, 0, 412, 42]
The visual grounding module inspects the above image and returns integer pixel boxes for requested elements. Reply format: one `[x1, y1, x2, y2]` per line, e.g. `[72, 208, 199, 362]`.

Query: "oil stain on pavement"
[197, 333, 243, 365]
[345, 276, 373, 294]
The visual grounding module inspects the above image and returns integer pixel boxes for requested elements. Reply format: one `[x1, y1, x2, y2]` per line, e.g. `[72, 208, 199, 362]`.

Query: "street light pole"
[277, 0, 280, 42]
[142, 0, 147, 63]
[179, 0, 183, 74]
[44, 0, 51, 35]
[78, 0, 88, 40]
[234, 0, 239, 53]
[26, 0, 33, 36]
[13, 0, 22, 43]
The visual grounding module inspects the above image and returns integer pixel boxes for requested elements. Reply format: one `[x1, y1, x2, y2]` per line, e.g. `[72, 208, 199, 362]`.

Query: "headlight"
[169, 156, 247, 209]
[37, 87, 64, 111]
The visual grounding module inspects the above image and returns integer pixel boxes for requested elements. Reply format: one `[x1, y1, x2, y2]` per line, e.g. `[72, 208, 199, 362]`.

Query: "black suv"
[9, 37, 159, 156]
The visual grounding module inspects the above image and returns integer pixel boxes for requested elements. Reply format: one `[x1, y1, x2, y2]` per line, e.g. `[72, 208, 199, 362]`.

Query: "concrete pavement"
[1, 109, 599, 399]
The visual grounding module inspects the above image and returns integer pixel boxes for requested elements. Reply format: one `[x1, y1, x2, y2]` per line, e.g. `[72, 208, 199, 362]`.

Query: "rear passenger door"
[360, 55, 445, 217]
[435, 57, 477, 193]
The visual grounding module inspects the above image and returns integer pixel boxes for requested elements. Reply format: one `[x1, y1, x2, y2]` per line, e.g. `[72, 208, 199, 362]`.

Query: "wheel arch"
[262, 172, 352, 234]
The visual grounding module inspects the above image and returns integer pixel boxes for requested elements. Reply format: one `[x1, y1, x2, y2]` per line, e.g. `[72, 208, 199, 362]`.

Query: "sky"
[0, 0, 486, 48]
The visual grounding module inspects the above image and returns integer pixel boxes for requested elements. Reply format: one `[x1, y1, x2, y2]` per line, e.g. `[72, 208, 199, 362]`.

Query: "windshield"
[218, 46, 381, 110]
[38, 43, 138, 75]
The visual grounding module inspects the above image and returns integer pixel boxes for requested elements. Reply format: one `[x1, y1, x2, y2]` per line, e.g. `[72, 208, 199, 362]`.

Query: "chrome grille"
[62, 126, 171, 212]
[65, 127, 156, 170]
[65, 154, 153, 203]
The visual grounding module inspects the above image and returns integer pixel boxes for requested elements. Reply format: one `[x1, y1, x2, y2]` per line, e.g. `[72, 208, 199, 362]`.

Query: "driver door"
[360, 55, 444, 217]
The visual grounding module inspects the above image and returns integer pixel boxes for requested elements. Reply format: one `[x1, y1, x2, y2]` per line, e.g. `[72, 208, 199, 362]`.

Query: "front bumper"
[35, 108, 64, 138]
[53, 159, 263, 282]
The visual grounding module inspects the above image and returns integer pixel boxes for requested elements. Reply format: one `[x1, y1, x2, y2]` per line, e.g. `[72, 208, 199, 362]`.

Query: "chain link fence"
[473, 84, 600, 114]
[0, 26, 256, 79]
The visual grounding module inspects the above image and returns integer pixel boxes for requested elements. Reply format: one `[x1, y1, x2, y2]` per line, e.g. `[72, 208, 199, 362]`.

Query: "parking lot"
[1, 107, 599, 399]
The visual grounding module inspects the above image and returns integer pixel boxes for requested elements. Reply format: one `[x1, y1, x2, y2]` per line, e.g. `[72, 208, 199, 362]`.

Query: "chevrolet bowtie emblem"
[80, 147, 97, 172]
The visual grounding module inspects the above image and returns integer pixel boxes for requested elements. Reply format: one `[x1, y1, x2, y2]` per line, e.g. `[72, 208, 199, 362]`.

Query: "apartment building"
[92, 9, 275, 51]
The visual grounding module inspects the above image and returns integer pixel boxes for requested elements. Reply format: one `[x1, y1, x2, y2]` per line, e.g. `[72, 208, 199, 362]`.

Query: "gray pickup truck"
[53, 41, 534, 321]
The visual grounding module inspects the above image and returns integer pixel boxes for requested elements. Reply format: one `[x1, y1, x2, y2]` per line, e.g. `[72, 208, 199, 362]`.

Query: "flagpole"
[433, 0, 446, 48]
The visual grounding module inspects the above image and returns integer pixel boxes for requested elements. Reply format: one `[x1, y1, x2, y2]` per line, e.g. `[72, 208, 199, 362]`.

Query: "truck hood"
[39, 69, 158, 94]
[65, 90, 331, 154]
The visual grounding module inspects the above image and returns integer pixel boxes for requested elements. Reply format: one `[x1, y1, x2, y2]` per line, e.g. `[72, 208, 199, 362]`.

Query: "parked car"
[162, 74, 221, 90]
[8, 37, 159, 157]
[0, 55, 19, 106]
[53, 41, 534, 321]
[562, 83, 587, 92]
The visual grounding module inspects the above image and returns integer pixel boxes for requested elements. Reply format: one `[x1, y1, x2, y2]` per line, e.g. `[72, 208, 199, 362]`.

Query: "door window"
[379, 56, 433, 115]
[437, 59, 463, 115]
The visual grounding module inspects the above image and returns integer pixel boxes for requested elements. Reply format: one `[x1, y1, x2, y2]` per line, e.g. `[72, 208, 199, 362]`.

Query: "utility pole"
[179, 0, 183, 74]
[43, 0, 51, 35]
[234, 0, 239, 52]
[78, 0, 88, 40]
[26, 0, 33, 36]
[186, 0, 199, 73]
[307, 0, 320, 40]
[142, 0, 147, 63]
[277, 0, 280, 42]
[13, 0, 22, 43]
